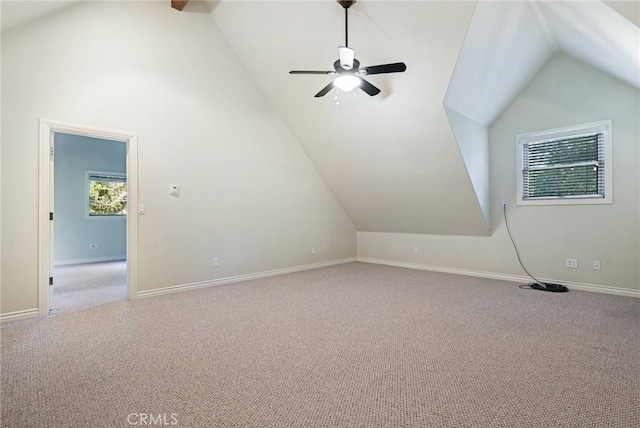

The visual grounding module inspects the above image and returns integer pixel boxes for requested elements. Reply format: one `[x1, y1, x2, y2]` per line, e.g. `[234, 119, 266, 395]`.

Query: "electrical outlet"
[565, 258, 578, 269]
[213, 258, 219, 268]
[413, 246, 419, 254]
[89, 244, 98, 250]
[502, 201, 507, 208]
[311, 247, 316, 255]
[592, 260, 601, 271]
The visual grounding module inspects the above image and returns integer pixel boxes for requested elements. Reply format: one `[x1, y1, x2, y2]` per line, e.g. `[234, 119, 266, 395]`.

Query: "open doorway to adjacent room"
[39, 120, 138, 316]
[51, 133, 127, 313]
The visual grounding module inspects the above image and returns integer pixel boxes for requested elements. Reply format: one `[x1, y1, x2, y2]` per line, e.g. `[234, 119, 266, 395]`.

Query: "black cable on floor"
[503, 203, 544, 289]
[503, 203, 570, 293]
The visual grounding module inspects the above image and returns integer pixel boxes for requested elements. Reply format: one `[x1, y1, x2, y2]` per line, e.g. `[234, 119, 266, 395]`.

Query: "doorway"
[39, 120, 138, 316]
[51, 133, 127, 313]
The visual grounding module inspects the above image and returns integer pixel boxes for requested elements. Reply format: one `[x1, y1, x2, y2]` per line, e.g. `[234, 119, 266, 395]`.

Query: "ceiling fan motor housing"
[338, 47, 355, 70]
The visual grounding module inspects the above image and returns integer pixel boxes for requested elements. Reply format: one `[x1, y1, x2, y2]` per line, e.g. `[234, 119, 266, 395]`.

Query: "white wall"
[54, 133, 126, 264]
[1, 1, 356, 314]
[359, 54, 640, 293]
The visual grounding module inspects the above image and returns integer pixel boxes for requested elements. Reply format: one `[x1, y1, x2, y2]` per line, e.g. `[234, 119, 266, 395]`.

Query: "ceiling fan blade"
[361, 62, 407, 75]
[290, 70, 335, 75]
[359, 78, 381, 96]
[314, 82, 335, 98]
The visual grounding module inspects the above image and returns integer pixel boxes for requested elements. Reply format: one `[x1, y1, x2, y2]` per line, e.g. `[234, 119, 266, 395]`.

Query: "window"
[517, 120, 612, 205]
[85, 170, 127, 218]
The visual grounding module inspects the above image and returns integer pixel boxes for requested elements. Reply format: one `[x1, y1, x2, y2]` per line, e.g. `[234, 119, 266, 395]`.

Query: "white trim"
[126, 135, 139, 302]
[516, 119, 613, 206]
[54, 256, 127, 266]
[137, 258, 357, 299]
[0, 309, 40, 325]
[357, 257, 640, 299]
[39, 120, 139, 317]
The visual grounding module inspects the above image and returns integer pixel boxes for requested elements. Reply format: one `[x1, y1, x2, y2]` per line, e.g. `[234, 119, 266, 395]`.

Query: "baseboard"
[357, 257, 640, 299]
[54, 256, 126, 266]
[0, 308, 40, 325]
[137, 257, 358, 299]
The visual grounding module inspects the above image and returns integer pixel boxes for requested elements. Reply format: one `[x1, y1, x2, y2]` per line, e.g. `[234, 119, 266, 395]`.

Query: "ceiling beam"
[171, 1, 189, 11]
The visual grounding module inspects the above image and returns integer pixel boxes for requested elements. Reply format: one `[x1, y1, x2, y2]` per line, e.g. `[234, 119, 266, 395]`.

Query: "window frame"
[85, 170, 128, 219]
[516, 120, 612, 206]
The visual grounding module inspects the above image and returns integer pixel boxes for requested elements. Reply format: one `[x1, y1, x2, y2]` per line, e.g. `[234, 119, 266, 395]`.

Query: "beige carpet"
[1, 262, 639, 428]
[51, 261, 126, 314]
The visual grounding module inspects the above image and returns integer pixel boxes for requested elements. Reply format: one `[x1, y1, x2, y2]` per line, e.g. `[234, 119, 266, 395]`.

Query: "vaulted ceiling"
[2, 1, 639, 236]
[212, 0, 639, 235]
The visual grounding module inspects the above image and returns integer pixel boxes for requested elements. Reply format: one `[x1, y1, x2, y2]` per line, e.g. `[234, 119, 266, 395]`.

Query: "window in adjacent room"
[517, 120, 612, 205]
[85, 170, 127, 217]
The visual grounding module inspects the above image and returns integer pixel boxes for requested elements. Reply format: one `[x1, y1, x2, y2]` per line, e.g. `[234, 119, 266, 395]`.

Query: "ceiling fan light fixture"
[333, 75, 361, 92]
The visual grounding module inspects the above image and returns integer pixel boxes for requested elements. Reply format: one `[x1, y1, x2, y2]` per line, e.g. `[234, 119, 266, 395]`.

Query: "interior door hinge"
[50, 146, 54, 156]
[50, 212, 53, 221]
[49, 277, 54, 286]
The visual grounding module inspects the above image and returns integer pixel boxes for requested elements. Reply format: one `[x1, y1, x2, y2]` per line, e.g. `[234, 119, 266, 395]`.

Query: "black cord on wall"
[503, 203, 568, 293]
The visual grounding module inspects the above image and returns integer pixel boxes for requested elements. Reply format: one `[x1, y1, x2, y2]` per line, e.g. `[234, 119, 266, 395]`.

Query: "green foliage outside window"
[89, 180, 127, 215]
[528, 166, 598, 198]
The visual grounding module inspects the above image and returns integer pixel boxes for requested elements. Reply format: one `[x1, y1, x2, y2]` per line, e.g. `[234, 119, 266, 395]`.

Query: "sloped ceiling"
[212, 0, 639, 236]
[213, 1, 491, 235]
[0, 1, 80, 30]
[2, 1, 638, 236]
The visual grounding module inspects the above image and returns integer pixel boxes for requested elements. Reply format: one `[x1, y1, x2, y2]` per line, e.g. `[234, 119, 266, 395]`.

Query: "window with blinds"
[517, 121, 612, 205]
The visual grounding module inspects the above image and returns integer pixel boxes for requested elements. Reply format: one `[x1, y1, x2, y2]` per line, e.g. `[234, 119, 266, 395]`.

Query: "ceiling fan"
[289, 0, 407, 98]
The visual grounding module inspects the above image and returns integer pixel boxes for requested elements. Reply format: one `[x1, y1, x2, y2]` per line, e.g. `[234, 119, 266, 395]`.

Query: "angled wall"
[443, 0, 639, 231]
[540, 0, 640, 89]
[360, 54, 640, 294]
[443, 0, 556, 228]
[1, 1, 356, 316]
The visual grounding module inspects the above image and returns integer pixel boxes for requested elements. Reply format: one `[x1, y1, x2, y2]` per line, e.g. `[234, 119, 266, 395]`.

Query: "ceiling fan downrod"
[338, 0, 356, 47]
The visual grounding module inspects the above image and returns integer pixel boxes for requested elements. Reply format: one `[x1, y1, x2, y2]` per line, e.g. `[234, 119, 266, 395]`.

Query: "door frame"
[38, 119, 139, 316]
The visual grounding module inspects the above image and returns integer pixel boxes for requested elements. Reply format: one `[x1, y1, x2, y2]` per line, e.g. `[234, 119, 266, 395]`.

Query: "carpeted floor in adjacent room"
[51, 261, 126, 314]
[1, 262, 639, 427]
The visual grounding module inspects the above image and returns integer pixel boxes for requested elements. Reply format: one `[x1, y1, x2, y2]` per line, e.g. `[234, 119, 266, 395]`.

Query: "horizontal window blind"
[88, 173, 126, 183]
[522, 132, 604, 199]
